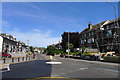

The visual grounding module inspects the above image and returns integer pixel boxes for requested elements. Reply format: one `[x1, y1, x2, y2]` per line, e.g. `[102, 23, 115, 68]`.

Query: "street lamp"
[68, 31, 70, 56]
[27, 40, 29, 46]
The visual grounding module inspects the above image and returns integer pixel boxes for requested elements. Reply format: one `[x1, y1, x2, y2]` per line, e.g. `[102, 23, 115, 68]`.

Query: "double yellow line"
[26, 77, 80, 80]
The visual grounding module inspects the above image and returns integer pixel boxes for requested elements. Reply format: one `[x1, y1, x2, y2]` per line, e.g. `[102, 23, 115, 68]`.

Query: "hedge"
[82, 53, 92, 56]
[104, 56, 120, 63]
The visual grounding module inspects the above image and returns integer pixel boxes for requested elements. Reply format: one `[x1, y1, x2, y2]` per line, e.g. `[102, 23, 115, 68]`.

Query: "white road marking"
[80, 67, 88, 70]
[46, 61, 62, 64]
[103, 69, 118, 73]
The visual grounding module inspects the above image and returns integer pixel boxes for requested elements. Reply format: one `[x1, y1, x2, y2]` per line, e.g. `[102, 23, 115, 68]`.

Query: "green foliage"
[82, 52, 92, 56]
[65, 52, 80, 55]
[104, 56, 120, 63]
[52, 50, 63, 55]
[66, 42, 74, 49]
[29, 46, 34, 53]
[46, 45, 56, 53]
[73, 52, 80, 55]
[81, 47, 86, 53]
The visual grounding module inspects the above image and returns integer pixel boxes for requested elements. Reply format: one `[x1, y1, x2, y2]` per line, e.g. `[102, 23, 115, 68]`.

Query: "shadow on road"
[2, 60, 52, 80]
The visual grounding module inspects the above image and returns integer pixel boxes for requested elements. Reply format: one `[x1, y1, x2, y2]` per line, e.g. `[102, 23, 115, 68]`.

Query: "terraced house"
[0, 33, 29, 57]
[79, 17, 120, 54]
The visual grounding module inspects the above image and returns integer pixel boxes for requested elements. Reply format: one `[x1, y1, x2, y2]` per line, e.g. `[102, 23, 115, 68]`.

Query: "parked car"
[2, 52, 11, 58]
[73, 55, 81, 59]
[83, 56, 91, 60]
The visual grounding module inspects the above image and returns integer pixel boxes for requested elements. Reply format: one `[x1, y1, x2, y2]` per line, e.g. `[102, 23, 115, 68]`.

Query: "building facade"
[60, 18, 120, 54]
[0, 33, 29, 56]
[97, 18, 120, 53]
[79, 20, 110, 49]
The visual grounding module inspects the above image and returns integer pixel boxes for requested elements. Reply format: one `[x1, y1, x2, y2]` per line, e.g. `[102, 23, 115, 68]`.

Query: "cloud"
[33, 29, 41, 32]
[3, 3, 82, 28]
[8, 29, 61, 47]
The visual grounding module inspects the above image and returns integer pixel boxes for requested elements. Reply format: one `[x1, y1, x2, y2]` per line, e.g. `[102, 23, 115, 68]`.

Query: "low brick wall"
[2, 55, 36, 64]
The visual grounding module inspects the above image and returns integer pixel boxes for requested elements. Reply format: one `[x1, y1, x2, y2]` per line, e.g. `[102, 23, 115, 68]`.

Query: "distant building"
[54, 42, 62, 50]
[0, 33, 29, 54]
[61, 32, 79, 51]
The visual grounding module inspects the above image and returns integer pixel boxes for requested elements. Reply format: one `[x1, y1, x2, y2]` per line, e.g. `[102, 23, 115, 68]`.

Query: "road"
[2, 54, 119, 80]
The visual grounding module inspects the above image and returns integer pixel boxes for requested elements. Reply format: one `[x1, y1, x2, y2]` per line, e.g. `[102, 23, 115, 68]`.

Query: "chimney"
[88, 22, 92, 30]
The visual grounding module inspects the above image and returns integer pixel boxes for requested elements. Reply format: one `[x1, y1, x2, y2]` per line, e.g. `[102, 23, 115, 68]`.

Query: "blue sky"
[2, 2, 119, 47]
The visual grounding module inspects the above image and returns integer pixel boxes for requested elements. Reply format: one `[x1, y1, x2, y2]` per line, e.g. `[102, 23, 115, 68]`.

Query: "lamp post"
[27, 40, 29, 46]
[68, 31, 70, 56]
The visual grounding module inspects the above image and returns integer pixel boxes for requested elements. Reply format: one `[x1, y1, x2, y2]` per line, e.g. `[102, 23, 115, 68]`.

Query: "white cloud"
[8, 30, 61, 47]
[33, 29, 41, 32]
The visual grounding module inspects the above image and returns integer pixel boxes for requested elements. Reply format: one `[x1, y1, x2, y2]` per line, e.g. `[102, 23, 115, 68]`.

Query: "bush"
[52, 50, 63, 55]
[82, 52, 92, 56]
[104, 56, 120, 63]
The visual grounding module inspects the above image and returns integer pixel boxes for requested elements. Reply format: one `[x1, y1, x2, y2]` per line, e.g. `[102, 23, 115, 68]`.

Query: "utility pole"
[27, 40, 29, 46]
[68, 32, 70, 56]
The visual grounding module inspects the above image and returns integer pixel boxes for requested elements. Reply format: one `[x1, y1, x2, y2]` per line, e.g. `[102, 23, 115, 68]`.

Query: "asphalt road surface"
[2, 54, 119, 80]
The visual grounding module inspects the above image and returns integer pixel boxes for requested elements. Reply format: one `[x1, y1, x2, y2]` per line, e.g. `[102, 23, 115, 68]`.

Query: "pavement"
[1, 54, 119, 80]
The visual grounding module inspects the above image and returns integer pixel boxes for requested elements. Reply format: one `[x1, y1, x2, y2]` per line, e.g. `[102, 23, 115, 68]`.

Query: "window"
[89, 33, 91, 36]
[84, 34, 86, 37]
[111, 24, 115, 28]
[81, 40, 84, 44]
[91, 32, 94, 36]
[106, 30, 112, 37]
[106, 25, 109, 29]
[88, 38, 92, 43]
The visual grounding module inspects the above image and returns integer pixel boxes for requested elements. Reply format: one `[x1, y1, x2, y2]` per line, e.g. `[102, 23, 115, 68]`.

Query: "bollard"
[3, 58, 5, 63]
[12, 57, 14, 62]
[22, 57, 24, 61]
[26, 57, 27, 60]
[29, 56, 30, 60]
[18, 57, 20, 62]
[33, 55, 35, 59]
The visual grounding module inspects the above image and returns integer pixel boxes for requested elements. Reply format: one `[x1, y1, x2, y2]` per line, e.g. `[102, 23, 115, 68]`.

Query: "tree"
[66, 42, 74, 52]
[29, 46, 34, 53]
[52, 50, 63, 55]
[46, 45, 56, 54]
[81, 47, 86, 54]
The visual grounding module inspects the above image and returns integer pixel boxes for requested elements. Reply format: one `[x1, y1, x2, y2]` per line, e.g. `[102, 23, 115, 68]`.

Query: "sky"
[2, 2, 119, 47]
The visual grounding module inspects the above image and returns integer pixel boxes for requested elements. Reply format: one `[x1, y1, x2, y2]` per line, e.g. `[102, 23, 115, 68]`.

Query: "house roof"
[80, 20, 110, 34]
